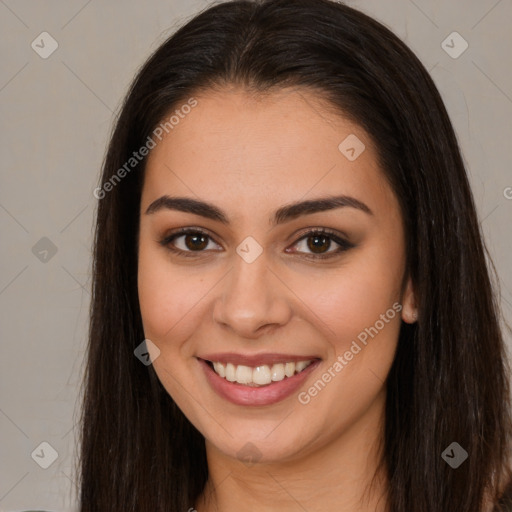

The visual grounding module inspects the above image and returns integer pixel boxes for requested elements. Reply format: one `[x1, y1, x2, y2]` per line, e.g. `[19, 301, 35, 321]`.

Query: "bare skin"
[137, 85, 417, 512]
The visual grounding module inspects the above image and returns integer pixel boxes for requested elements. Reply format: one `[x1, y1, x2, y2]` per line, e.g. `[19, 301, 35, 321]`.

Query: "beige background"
[1, 0, 511, 510]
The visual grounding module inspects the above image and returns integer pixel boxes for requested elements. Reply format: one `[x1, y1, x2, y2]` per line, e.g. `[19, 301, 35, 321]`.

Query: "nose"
[212, 251, 293, 339]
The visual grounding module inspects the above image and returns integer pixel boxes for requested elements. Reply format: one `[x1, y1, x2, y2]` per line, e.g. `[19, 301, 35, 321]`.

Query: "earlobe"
[401, 276, 418, 324]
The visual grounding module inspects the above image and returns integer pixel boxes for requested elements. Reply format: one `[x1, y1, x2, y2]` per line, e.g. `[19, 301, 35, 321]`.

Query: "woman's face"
[138, 86, 416, 464]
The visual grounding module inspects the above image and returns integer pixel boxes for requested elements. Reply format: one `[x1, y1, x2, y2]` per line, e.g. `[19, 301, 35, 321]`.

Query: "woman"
[78, 0, 512, 510]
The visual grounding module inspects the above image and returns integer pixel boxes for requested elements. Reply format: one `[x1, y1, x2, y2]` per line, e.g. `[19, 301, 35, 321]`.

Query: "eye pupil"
[163, 229, 349, 259]
[185, 233, 208, 251]
[307, 235, 330, 253]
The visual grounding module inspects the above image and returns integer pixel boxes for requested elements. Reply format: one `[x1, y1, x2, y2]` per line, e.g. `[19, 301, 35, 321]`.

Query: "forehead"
[141, 86, 397, 220]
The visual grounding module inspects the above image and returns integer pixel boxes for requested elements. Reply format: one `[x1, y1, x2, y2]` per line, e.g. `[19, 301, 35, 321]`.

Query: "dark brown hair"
[77, 0, 512, 510]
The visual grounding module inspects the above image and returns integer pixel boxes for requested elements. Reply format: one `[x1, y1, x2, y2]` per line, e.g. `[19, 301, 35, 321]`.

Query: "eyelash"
[158, 227, 355, 260]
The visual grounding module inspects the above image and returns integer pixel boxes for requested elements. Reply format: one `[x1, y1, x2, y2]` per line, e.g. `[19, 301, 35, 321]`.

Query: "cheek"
[304, 250, 403, 347]
[295, 257, 402, 430]
[137, 240, 208, 342]
[297, 252, 404, 409]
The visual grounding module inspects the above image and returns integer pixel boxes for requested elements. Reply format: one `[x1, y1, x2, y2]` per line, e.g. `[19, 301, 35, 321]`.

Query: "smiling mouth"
[204, 359, 316, 387]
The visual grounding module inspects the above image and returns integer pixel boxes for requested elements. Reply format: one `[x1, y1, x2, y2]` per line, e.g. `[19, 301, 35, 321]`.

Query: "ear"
[401, 275, 418, 324]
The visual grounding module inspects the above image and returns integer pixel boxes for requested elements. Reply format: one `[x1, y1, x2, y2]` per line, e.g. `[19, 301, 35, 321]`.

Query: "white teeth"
[235, 365, 253, 384]
[253, 365, 271, 385]
[210, 359, 314, 386]
[225, 363, 236, 382]
[213, 361, 225, 378]
[284, 362, 295, 378]
[295, 361, 308, 373]
[271, 363, 285, 381]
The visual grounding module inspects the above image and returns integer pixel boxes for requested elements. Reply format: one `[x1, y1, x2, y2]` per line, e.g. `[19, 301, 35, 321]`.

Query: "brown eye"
[182, 233, 209, 251]
[160, 228, 221, 257]
[289, 229, 354, 259]
[160, 227, 354, 260]
[306, 234, 332, 254]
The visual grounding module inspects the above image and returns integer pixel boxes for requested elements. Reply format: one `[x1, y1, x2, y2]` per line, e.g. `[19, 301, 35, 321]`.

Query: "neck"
[195, 388, 389, 512]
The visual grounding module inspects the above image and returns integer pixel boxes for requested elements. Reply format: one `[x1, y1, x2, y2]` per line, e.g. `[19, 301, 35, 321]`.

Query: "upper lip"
[199, 352, 321, 366]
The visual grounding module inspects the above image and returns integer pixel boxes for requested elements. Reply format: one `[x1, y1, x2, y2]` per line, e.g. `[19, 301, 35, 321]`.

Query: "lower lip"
[198, 358, 320, 406]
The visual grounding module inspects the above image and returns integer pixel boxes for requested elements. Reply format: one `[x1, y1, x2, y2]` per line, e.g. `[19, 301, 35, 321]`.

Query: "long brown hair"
[77, 0, 512, 510]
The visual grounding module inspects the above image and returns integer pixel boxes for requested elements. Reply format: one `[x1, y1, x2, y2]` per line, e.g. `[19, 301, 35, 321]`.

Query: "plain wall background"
[1, 0, 511, 510]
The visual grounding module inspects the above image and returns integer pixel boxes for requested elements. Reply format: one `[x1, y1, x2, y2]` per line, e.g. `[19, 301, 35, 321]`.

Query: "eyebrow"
[144, 194, 373, 225]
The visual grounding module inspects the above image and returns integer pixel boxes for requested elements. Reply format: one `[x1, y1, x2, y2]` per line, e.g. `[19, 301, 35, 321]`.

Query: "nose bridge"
[213, 248, 291, 336]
